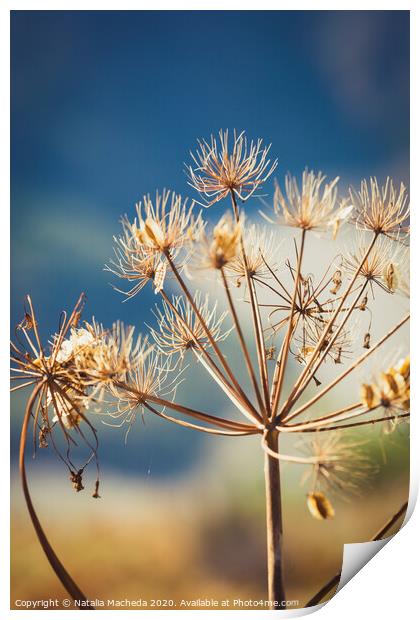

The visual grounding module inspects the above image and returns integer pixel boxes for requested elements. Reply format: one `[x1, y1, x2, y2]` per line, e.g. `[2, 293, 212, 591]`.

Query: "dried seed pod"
[334, 347, 342, 364]
[361, 383, 378, 409]
[307, 492, 335, 520]
[330, 270, 342, 295]
[70, 470, 84, 493]
[359, 295, 368, 311]
[92, 480, 101, 499]
[383, 262, 398, 292]
[363, 332, 371, 349]
[265, 346, 276, 361]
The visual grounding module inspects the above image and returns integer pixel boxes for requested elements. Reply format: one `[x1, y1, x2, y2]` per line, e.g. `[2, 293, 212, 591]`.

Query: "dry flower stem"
[163, 251, 261, 423]
[294, 412, 410, 433]
[283, 313, 410, 424]
[230, 190, 271, 417]
[220, 267, 265, 412]
[264, 430, 286, 606]
[271, 230, 306, 419]
[281, 233, 379, 414]
[20, 385, 94, 608]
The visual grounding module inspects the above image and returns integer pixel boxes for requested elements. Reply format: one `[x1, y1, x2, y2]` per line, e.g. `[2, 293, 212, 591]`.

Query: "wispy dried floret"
[300, 434, 374, 501]
[226, 223, 279, 284]
[132, 189, 204, 256]
[342, 234, 409, 295]
[105, 214, 169, 297]
[360, 356, 410, 433]
[150, 292, 231, 359]
[187, 129, 277, 206]
[10, 295, 101, 491]
[68, 320, 150, 391]
[196, 212, 242, 270]
[270, 170, 351, 233]
[349, 177, 410, 239]
[107, 348, 180, 431]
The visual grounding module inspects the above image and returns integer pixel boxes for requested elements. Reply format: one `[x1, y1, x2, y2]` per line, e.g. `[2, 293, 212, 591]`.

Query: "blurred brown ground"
[10, 429, 409, 610]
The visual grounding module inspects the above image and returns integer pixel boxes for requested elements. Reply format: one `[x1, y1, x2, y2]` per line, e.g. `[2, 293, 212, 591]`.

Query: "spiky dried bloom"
[360, 356, 410, 431]
[349, 177, 410, 239]
[107, 347, 180, 430]
[68, 320, 150, 391]
[300, 434, 374, 499]
[226, 223, 279, 284]
[196, 211, 242, 270]
[150, 292, 231, 358]
[11, 295, 102, 489]
[271, 170, 351, 233]
[132, 189, 204, 256]
[187, 129, 277, 206]
[105, 214, 169, 297]
[342, 234, 409, 294]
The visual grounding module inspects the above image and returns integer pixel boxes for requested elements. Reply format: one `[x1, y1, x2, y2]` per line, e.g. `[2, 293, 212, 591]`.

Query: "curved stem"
[19, 385, 93, 608]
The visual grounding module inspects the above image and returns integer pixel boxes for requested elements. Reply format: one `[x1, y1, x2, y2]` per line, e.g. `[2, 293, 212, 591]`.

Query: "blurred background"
[11, 10, 409, 609]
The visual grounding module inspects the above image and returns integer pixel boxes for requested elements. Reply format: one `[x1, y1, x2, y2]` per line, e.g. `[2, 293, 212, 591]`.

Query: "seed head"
[349, 177, 410, 239]
[187, 129, 277, 206]
[271, 170, 351, 233]
[150, 292, 231, 359]
[197, 212, 242, 270]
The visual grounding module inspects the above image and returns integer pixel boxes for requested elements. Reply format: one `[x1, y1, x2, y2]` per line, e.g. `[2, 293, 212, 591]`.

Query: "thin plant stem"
[230, 190, 271, 417]
[19, 385, 93, 608]
[283, 313, 410, 424]
[271, 229, 306, 419]
[159, 289, 261, 424]
[163, 251, 261, 423]
[282, 233, 379, 414]
[264, 430, 286, 606]
[305, 501, 408, 607]
[290, 412, 410, 433]
[220, 267, 265, 413]
[288, 280, 369, 404]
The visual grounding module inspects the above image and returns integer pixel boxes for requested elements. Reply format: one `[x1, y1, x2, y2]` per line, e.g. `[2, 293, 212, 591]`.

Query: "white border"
[2, 3, 417, 619]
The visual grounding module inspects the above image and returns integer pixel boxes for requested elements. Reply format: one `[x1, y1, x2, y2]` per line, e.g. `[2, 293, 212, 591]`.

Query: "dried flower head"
[226, 223, 279, 284]
[342, 234, 409, 295]
[197, 212, 242, 270]
[349, 177, 410, 239]
[187, 129, 277, 206]
[132, 189, 204, 256]
[271, 170, 351, 233]
[105, 214, 169, 297]
[10, 294, 101, 490]
[296, 316, 352, 367]
[150, 292, 231, 358]
[300, 434, 374, 499]
[360, 356, 410, 431]
[107, 346, 179, 431]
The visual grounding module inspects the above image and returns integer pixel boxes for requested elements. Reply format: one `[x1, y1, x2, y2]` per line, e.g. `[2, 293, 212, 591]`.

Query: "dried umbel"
[150, 292, 231, 359]
[342, 234, 409, 295]
[360, 356, 410, 431]
[133, 189, 204, 256]
[12, 129, 410, 609]
[226, 223, 278, 284]
[350, 177, 410, 239]
[11, 295, 103, 508]
[187, 129, 277, 206]
[105, 214, 169, 297]
[197, 212, 242, 270]
[270, 170, 351, 233]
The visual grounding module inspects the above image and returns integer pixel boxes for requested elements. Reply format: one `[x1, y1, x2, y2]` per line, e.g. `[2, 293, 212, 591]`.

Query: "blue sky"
[10, 10, 410, 475]
[11, 10, 409, 333]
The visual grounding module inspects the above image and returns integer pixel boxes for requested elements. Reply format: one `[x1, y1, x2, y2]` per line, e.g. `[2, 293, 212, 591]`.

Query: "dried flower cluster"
[12, 129, 410, 609]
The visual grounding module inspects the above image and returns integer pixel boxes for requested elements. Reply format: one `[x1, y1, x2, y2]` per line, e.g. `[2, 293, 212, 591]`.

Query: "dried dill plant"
[12, 129, 410, 609]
